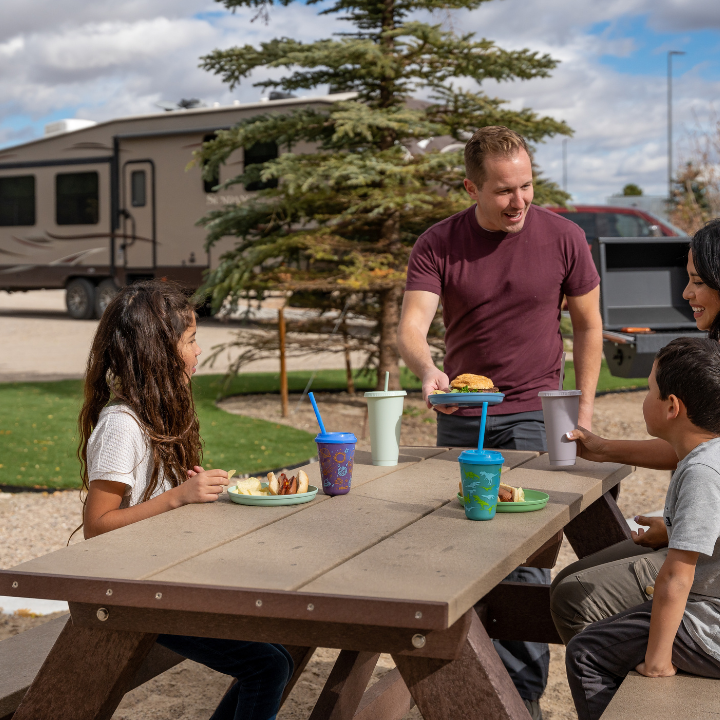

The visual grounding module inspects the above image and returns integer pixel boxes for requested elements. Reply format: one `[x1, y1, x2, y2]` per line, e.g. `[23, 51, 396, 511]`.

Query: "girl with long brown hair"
[80, 280, 292, 720]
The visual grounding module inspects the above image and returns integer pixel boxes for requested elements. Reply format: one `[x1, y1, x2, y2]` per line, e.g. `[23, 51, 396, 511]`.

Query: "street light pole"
[667, 50, 686, 201]
[562, 138, 568, 194]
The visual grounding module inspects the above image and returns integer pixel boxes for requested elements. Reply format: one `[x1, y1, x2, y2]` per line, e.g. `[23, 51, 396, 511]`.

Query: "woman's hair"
[690, 218, 720, 341]
[78, 280, 201, 504]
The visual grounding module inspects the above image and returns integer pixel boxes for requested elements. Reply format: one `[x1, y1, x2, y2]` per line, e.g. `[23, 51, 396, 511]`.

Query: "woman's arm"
[636, 548, 698, 677]
[84, 467, 229, 539]
[568, 428, 679, 471]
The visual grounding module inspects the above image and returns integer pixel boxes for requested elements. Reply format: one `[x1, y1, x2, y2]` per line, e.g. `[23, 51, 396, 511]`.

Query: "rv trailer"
[0, 93, 355, 318]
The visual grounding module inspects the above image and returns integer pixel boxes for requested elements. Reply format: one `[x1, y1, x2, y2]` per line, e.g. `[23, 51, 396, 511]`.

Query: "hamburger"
[449, 374, 500, 393]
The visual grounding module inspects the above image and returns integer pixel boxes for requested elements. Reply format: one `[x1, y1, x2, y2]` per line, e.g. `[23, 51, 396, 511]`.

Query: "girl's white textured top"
[87, 404, 170, 507]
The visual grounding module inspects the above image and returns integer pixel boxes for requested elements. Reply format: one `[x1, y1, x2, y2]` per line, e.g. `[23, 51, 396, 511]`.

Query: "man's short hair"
[655, 337, 720, 434]
[464, 126, 530, 188]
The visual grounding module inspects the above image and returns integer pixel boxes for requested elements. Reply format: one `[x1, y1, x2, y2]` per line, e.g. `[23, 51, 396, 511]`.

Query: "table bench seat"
[0, 615, 184, 720]
[601, 671, 720, 719]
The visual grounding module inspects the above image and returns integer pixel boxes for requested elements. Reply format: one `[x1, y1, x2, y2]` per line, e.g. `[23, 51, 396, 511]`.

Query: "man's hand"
[178, 469, 229, 504]
[422, 368, 458, 414]
[635, 661, 677, 678]
[632, 516, 669, 549]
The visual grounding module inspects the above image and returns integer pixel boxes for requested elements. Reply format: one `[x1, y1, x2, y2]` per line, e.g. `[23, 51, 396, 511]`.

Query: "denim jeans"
[156, 634, 293, 720]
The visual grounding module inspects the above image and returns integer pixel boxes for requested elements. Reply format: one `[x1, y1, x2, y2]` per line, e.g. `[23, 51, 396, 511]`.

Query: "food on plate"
[498, 482, 525, 503]
[432, 374, 500, 395]
[230, 477, 269, 496]
[266, 469, 310, 496]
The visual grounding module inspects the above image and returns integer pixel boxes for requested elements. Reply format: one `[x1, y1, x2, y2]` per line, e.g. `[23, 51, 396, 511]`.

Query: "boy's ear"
[666, 394, 682, 421]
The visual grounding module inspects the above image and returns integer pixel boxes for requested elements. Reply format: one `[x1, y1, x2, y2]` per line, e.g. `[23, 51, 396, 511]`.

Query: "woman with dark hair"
[550, 218, 720, 673]
[569, 217, 720, 469]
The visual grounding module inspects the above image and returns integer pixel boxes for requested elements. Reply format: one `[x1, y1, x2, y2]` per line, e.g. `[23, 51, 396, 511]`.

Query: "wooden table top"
[0, 447, 630, 631]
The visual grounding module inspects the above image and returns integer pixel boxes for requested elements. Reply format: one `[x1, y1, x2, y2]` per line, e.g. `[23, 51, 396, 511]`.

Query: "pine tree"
[197, 0, 571, 389]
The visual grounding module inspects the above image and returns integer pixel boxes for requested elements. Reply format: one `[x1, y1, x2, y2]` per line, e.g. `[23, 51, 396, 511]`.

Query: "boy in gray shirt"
[566, 338, 720, 720]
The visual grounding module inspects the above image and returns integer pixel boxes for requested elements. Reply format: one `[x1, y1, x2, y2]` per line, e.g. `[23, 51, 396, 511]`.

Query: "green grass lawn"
[563, 360, 648, 393]
[0, 363, 645, 490]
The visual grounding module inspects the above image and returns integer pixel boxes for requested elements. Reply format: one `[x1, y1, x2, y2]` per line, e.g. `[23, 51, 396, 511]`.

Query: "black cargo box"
[598, 236, 706, 378]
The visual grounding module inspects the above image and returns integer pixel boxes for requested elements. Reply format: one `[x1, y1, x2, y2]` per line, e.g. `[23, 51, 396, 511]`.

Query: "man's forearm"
[398, 324, 437, 379]
[572, 327, 603, 428]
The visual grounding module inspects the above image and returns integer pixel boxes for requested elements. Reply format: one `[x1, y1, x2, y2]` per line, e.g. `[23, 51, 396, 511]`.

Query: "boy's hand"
[632, 516, 669, 549]
[178, 469, 228, 505]
[635, 660, 677, 678]
[566, 427, 611, 462]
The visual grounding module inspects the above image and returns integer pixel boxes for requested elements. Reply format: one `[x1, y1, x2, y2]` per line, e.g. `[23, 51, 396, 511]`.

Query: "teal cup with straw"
[458, 400, 505, 520]
[364, 371, 406, 466]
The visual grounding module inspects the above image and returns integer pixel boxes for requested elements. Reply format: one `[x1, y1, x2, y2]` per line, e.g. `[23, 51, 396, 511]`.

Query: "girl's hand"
[635, 660, 677, 678]
[566, 427, 611, 462]
[632, 516, 669, 549]
[177, 469, 228, 505]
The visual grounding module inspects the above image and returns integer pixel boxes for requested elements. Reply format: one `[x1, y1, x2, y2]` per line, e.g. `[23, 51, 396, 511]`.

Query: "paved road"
[0, 290, 366, 382]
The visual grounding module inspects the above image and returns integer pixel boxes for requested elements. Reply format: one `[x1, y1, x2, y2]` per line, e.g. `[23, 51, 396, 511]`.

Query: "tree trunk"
[342, 322, 355, 395]
[377, 285, 402, 390]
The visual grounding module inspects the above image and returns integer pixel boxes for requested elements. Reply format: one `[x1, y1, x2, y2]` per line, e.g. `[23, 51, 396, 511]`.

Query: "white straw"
[559, 352, 566, 391]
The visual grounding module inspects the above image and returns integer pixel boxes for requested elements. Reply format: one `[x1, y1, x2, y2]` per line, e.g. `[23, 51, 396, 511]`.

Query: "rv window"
[131, 170, 146, 207]
[56, 172, 99, 225]
[245, 142, 279, 191]
[0, 175, 35, 226]
[202, 134, 220, 193]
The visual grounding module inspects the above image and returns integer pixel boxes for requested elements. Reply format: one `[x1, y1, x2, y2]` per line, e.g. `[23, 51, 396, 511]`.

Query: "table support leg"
[353, 667, 414, 720]
[564, 490, 632, 559]
[392, 610, 531, 720]
[308, 650, 380, 720]
[12, 619, 157, 720]
[281, 646, 316, 705]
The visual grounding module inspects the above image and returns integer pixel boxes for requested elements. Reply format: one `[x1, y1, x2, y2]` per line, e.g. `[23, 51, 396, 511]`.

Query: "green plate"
[228, 484, 319, 506]
[457, 489, 549, 513]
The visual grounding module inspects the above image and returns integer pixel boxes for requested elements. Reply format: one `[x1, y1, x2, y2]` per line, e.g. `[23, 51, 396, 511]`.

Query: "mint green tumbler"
[364, 389, 407, 466]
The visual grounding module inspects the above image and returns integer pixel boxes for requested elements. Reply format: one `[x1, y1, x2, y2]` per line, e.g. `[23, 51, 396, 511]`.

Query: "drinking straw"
[308, 392, 327, 435]
[477, 401, 488, 452]
[559, 352, 567, 391]
[384, 371, 389, 392]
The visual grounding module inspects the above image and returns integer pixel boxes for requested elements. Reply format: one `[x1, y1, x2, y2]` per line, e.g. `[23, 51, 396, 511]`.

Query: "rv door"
[120, 161, 155, 273]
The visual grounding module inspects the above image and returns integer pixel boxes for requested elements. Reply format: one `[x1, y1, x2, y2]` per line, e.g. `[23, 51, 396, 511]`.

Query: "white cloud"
[0, 0, 718, 203]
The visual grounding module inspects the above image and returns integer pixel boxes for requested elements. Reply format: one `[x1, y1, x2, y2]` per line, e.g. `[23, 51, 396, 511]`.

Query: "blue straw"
[477, 401, 488, 451]
[308, 392, 327, 435]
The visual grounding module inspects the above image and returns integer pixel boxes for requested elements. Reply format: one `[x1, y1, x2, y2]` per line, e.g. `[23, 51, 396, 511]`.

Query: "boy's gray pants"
[437, 410, 550, 702]
[565, 602, 720, 720]
[553, 540, 720, 719]
[550, 539, 668, 644]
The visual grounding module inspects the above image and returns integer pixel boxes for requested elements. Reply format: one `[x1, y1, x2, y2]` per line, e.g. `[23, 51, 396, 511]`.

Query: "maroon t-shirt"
[406, 204, 599, 416]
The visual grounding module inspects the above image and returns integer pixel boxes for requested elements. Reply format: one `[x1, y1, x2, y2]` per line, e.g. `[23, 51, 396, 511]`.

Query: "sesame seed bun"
[450, 374, 496, 391]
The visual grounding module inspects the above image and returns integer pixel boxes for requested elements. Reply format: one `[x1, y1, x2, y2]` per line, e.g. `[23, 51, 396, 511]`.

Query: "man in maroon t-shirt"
[397, 126, 602, 717]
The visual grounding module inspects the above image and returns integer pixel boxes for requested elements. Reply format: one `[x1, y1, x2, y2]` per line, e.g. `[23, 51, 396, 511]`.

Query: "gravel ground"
[1, 389, 668, 720]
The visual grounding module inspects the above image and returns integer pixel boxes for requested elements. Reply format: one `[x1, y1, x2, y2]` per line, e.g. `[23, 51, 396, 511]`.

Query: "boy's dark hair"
[655, 337, 720, 434]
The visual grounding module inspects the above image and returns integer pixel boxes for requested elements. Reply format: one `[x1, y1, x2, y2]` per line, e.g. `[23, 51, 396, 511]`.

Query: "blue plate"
[429, 392, 505, 407]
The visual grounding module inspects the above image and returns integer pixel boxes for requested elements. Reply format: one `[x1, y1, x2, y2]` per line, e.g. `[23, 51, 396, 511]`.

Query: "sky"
[0, 0, 719, 203]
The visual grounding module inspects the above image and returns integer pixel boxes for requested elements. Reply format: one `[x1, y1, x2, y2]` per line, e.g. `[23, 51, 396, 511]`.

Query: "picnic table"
[1, 446, 632, 720]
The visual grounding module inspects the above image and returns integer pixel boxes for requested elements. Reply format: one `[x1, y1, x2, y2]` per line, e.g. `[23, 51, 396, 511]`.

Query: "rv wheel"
[95, 279, 119, 317]
[66, 278, 96, 320]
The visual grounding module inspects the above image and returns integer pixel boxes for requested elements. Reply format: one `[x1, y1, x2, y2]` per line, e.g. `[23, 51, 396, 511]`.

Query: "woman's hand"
[632, 516, 669, 549]
[177, 468, 228, 505]
[635, 660, 677, 678]
[566, 427, 612, 462]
